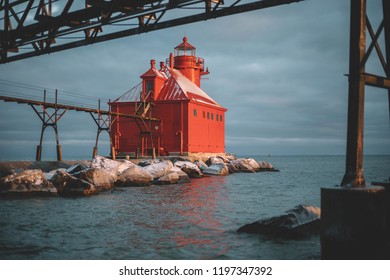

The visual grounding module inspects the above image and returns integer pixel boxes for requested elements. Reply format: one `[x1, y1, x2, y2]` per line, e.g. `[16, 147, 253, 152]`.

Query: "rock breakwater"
[0, 155, 278, 197]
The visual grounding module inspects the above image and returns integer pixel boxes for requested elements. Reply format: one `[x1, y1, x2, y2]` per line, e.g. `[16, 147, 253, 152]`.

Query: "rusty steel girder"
[341, 0, 390, 187]
[0, 0, 304, 63]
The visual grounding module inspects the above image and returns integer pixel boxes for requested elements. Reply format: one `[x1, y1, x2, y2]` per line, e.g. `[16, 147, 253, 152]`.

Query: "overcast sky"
[0, 0, 389, 160]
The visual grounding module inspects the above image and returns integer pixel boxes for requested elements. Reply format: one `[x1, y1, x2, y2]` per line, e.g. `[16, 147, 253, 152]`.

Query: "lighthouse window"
[211, 113, 214, 120]
[216, 114, 219, 122]
[207, 112, 210, 119]
[220, 115, 223, 122]
[193, 109, 197, 117]
[145, 80, 154, 94]
[203, 111, 205, 118]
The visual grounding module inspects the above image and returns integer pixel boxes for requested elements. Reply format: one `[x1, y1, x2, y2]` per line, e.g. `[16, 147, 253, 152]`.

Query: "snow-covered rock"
[174, 161, 202, 178]
[205, 157, 225, 166]
[203, 163, 229, 176]
[138, 159, 164, 167]
[116, 166, 153, 187]
[237, 205, 321, 237]
[0, 169, 57, 196]
[66, 164, 89, 175]
[194, 160, 208, 171]
[143, 160, 173, 179]
[117, 160, 136, 175]
[91, 155, 120, 181]
[226, 162, 240, 174]
[73, 168, 115, 192]
[231, 158, 260, 173]
[155, 172, 179, 185]
[44, 168, 67, 180]
[258, 161, 277, 171]
[50, 170, 97, 197]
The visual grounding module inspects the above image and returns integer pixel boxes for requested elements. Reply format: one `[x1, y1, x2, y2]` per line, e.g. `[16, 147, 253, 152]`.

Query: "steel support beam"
[341, 0, 366, 187]
[383, 0, 390, 124]
[0, 0, 304, 63]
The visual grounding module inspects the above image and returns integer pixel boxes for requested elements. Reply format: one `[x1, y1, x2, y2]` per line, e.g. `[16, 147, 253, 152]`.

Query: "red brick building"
[109, 37, 227, 157]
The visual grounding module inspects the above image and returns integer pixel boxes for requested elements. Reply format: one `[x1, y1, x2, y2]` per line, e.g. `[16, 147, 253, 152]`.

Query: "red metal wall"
[187, 101, 225, 153]
[110, 99, 225, 155]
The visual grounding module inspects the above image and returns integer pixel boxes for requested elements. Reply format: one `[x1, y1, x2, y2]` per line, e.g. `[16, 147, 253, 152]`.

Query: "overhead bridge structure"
[0, 0, 303, 63]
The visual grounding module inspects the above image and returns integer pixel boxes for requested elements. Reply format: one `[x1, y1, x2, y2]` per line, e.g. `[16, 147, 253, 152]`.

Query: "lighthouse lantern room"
[109, 37, 227, 157]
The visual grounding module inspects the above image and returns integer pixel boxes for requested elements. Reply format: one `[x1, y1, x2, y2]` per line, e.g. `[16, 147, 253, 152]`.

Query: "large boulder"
[0, 169, 57, 196]
[205, 156, 225, 166]
[50, 170, 97, 197]
[237, 205, 321, 238]
[44, 168, 66, 180]
[171, 166, 191, 184]
[66, 163, 89, 175]
[143, 160, 173, 179]
[91, 155, 120, 181]
[203, 163, 229, 176]
[73, 168, 115, 192]
[174, 161, 202, 178]
[155, 172, 179, 185]
[138, 159, 163, 167]
[226, 162, 240, 174]
[117, 160, 136, 175]
[231, 158, 260, 173]
[116, 166, 153, 187]
[194, 160, 208, 171]
[258, 161, 278, 171]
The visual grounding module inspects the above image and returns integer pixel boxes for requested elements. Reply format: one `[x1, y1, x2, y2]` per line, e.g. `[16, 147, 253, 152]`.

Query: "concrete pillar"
[36, 145, 42, 161]
[92, 146, 98, 158]
[321, 186, 386, 259]
[111, 146, 116, 160]
[56, 145, 62, 161]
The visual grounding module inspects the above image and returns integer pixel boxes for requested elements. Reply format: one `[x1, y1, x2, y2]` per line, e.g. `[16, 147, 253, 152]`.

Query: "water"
[0, 155, 389, 260]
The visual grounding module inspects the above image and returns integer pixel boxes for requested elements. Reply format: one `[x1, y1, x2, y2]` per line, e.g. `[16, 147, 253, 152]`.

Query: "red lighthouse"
[109, 37, 227, 157]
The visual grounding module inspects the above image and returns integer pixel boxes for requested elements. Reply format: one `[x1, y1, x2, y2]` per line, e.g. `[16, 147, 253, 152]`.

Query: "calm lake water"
[0, 155, 389, 260]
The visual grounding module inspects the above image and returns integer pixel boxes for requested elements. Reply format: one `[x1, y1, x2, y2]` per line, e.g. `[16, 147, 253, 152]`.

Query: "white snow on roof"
[163, 67, 223, 107]
[112, 67, 225, 109]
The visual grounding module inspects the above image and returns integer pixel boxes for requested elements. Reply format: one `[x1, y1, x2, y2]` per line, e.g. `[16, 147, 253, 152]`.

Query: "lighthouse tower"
[170, 37, 209, 87]
[110, 37, 227, 157]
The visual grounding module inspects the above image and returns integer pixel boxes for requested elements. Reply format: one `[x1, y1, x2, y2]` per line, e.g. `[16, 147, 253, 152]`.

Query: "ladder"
[134, 90, 155, 157]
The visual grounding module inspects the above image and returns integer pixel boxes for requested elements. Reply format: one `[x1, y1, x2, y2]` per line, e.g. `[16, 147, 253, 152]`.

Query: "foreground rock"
[73, 168, 115, 192]
[258, 161, 278, 172]
[194, 160, 208, 171]
[117, 160, 136, 175]
[91, 155, 120, 181]
[155, 172, 179, 185]
[143, 160, 173, 179]
[50, 170, 97, 197]
[203, 163, 229, 176]
[237, 205, 321, 238]
[0, 169, 57, 196]
[138, 159, 164, 167]
[66, 163, 89, 175]
[174, 161, 202, 178]
[205, 156, 225, 166]
[116, 166, 153, 187]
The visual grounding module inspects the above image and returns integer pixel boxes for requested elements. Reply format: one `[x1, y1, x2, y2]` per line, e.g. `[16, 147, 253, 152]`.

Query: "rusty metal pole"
[321, 0, 387, 259]
[108, 99, 116, 160]
[383, 0, 390, 126]
[92, 99, 101, 158]
[36, 90, 47, 161]
[341, 0, 367, 187]
[54, 89, 62, 161]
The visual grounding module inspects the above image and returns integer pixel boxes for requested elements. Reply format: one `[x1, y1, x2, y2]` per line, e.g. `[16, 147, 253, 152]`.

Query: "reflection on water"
[0, 156, 388, 259]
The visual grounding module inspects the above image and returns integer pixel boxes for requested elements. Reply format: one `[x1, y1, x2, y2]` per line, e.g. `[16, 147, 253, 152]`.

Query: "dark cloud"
[0, 0, 389, 159]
